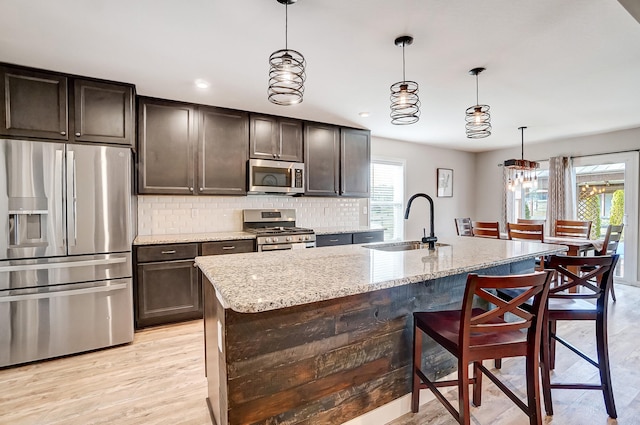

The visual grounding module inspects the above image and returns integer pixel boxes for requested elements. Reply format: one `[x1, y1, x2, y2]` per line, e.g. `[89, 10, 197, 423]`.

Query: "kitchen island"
[196, 237, 566, 425]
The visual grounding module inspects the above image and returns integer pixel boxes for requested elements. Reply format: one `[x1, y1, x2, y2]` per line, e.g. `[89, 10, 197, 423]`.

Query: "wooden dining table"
[542, 236, 604, 256]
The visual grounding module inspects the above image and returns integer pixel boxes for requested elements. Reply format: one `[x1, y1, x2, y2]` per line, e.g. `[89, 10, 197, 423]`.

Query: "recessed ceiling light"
[194, 79, 210, 89]
[359, 112, 370, 117]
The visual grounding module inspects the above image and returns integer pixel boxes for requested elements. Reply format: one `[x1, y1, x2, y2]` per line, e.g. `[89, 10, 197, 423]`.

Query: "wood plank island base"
[196, 237, 567, 425]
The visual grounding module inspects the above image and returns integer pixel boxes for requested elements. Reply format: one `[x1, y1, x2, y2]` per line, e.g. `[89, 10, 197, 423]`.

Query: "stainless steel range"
[243, 209, 315, 252]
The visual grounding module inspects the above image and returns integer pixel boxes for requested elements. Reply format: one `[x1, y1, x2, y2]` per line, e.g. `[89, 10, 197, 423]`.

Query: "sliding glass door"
[572, 152, 638, 283]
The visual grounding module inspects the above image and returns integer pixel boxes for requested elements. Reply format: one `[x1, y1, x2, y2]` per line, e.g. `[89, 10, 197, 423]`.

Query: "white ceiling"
[1, 0, 639, 153]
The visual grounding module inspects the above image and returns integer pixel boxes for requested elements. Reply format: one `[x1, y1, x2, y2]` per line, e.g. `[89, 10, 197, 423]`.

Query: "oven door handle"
[260, 244, 292, 252]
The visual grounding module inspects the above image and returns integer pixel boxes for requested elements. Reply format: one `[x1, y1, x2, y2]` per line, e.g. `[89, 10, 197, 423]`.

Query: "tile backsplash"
[138, 195, 366, 235]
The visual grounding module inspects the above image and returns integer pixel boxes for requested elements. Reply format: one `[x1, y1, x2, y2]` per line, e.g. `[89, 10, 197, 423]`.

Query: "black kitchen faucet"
[404, 193, 438, 250]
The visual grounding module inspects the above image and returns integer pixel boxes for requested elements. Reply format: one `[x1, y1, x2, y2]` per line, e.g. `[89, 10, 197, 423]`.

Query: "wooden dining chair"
[507, 223, 544, 242]
[455, 218, 474, 237]
[471, 221, 500, 239]
[412, 271, 553, 425]
[517, 218, 546, 225]
[554, 219, 592, 239]
[583, 224, 624, 301]
[508, 223, 545, 270]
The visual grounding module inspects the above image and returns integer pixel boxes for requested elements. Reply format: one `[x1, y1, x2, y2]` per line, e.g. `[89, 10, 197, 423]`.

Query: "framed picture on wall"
[437, 168, 453, 197]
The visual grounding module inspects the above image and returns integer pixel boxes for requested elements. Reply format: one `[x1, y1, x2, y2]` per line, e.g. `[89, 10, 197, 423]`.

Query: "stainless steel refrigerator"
[0, 139, 134, 367]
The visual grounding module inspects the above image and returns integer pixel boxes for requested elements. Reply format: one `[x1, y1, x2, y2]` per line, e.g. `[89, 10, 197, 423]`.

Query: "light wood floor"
[1, 284, 639, 425]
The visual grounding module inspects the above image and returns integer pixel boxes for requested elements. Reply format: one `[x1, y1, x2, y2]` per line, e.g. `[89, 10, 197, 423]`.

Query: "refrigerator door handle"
[0, 282, 128, 303]
[67, 150, 77, 247]
[0, 256, 127, 273]
[55, 149, 65, 248]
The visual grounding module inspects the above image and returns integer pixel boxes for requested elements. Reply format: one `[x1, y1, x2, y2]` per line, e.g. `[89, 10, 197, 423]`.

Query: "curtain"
[547, 156, 574, 236]
[501, 166, 514, 233]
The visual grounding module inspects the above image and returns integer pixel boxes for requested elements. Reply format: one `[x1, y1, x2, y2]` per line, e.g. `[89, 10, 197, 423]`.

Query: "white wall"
[371, 136, 477, 240]
[475, 126, 640, 283]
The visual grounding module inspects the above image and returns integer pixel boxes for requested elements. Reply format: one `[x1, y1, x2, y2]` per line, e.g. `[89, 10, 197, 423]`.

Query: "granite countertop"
[314, 226, 384, 235]
[195, 236, 567, 313]
[134, 231, 255, 245]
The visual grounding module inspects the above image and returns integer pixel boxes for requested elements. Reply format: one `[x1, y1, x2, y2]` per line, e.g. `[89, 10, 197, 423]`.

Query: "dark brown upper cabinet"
[0, 66, 68, 140]
[138, 97, 197, 195]
[250, 114, 303, 162]
[72, 79, 134, 146]
[304, 123, 340, 196]
[340, 128, 370, 197]
[137, 97, 249, 196]
[0, 64, 134, 146]
[198, 106, 248, 195]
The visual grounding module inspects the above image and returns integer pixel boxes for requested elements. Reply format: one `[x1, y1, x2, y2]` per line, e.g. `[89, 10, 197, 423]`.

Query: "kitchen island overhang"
[196, 237, 567, 425]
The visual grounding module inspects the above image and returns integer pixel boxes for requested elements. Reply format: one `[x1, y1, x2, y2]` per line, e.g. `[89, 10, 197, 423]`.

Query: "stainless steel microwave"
[248, 159, 305, 195]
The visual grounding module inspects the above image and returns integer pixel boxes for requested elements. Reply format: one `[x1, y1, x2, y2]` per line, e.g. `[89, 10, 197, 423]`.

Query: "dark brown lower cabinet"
[136, 259, 201, 328]
[134, 239, 256, 329]
[316, 230, 384, 247]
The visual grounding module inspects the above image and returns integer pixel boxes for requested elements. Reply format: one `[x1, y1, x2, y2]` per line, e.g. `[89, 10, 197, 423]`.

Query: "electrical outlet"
[362, 206, 368, 215]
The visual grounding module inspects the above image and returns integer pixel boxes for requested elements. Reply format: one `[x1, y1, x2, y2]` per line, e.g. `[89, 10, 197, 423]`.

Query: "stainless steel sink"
[363, 241, 449, 252]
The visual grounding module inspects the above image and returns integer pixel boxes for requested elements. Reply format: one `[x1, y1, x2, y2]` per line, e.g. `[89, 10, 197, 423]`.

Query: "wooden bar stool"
[411, 270, 553, 425]
[540, 254, 619, 418]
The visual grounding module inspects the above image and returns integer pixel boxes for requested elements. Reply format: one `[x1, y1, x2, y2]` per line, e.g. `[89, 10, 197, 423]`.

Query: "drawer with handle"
[316, 233, 352, 247]
[136, 243, 199, 263]
[201, 239, 255, 256]
[353, 231, 384, 244]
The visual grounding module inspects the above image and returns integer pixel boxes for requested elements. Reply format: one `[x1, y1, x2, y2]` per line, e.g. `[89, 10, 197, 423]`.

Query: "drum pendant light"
[268, 0, 306, 106]
[465, 67, 491, 138]
[390, 35, 420, 125]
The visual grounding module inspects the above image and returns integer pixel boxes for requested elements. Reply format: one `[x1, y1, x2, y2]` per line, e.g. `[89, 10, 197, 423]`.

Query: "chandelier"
[268, 0, 306, 106]
[505, 126, 539, 191]
[465, 67, 491, 139]
[390, 35, 420, 125]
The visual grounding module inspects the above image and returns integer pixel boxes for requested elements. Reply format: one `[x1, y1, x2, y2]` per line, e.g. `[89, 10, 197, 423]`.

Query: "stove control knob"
[304, 235, 310, 241]
[273, 237, 279, 243]
[265, 237, 272, 243]
[286, 236, 293, 242]
[298, 236, 304, 241]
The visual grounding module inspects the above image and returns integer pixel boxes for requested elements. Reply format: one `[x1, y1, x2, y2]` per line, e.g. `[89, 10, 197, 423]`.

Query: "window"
[370, 159, 405, 241]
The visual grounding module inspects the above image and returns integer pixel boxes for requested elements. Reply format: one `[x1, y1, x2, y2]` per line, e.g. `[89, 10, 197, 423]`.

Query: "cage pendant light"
[504, 126, 539, 191]
[268, 0, 306, 106]
[465, 67, 491, 138]
[390, 35, 420, 125]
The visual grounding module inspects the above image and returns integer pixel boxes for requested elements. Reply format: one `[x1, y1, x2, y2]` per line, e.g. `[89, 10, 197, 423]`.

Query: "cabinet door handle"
[189, 187, 194, 192]
[60, 131, 66, 136]
[200, 187, 204, 191]
[329, 239, 339, 242]
[75, 132, 81, 136]
[272, 153, 277, 158]
[161, 250, 177, 254]
[222, 246, 235, 250]
[364, 236, 373, 239]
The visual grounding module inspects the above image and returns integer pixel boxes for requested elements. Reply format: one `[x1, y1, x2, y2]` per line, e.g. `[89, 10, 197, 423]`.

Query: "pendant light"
[390, 35, 420, 125]
[268, 0, 306, 106]
[465, 67, 491, 139]
[505, 126, 539, 191]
